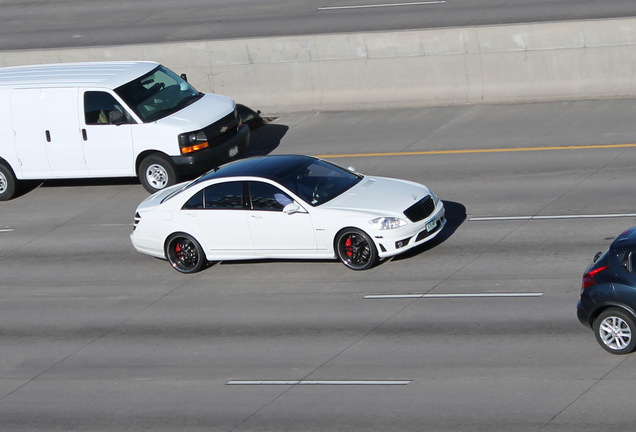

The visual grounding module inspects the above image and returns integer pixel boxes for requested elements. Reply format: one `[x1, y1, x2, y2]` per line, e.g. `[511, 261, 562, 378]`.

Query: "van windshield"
[115, 65, 203, 122]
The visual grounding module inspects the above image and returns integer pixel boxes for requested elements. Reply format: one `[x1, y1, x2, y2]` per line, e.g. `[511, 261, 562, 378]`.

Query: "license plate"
[425, 219, 437, 232]
[228, 146, 239, 158]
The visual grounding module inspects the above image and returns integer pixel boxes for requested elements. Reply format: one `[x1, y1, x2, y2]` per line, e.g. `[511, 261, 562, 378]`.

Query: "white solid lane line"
[470, 213, 636, 221]
[227, 380, 412, 385]
[319, 1, 445, 11]
[364, 293, 544, 299]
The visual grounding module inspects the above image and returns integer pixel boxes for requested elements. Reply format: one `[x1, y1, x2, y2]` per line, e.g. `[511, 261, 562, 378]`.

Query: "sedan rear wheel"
[165, 233, 206, 273]
[594, 308, 636, 354]
[335, 228, 378, 271]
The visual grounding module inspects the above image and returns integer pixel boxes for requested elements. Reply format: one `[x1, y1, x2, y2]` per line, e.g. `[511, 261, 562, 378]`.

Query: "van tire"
[0, 163, 17, 201]
[139, 154, 177, 193]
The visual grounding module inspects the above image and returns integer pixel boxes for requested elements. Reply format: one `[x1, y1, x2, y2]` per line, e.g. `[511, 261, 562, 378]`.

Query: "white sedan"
[130, 155, 446, 273]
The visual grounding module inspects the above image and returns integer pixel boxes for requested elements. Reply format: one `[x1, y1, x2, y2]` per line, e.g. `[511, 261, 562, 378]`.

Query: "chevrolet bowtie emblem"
[220, 126, 228, 133]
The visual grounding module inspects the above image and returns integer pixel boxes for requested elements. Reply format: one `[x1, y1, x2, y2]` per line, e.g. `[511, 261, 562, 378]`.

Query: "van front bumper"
[171, 124, 250, 174]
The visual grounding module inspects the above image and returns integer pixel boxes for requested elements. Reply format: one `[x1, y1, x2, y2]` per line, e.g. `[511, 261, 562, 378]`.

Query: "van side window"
[84, 91, 129, 125]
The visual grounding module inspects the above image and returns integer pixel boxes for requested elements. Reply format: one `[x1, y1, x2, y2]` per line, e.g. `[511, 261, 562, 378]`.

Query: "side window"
[623, 251, 636, 273]
[183, 182, 244, 210]
[84, 91, 129, 125]
[206, 182, 244, 209]
[249, 181, 293, 212]
[183, 190, 204, 210]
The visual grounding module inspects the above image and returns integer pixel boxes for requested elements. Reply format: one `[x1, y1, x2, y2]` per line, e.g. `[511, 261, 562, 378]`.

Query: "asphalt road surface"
[2, 99, 636, 431]
[2, 0, 636, 50]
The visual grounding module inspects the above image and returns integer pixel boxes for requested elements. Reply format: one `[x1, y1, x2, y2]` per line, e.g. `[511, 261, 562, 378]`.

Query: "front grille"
[403, 196, 435, 222]
[203, 112, 239, 146]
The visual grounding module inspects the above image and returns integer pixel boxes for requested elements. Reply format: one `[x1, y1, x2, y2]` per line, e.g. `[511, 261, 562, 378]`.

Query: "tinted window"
[278, 159, 361, 206]
[84, 91, 129, 125]
[249, 182, 292, 211]
[115, 65, 202, 122]
[183, 182, 243, 210]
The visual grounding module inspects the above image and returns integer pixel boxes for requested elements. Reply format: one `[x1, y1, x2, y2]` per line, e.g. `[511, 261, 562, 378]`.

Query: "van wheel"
[139, 155, 177, 193]
[0, 163, 17, 201]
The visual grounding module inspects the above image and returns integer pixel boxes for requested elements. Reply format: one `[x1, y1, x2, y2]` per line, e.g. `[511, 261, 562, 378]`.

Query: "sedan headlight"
[369, 217, 407, 230]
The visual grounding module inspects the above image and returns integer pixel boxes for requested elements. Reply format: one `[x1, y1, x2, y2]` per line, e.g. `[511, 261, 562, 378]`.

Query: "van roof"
[0, 61, 160, 90]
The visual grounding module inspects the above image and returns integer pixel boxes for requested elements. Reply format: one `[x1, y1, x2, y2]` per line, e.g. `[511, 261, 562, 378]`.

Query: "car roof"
[197, 155, 319, 183]
[612, 227, 636, 251]
[0, 61, 159, 90]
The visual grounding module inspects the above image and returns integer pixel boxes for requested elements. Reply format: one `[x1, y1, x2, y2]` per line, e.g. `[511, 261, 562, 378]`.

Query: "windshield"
[115, 65, 202, 122]
[278, 159, 362, 206]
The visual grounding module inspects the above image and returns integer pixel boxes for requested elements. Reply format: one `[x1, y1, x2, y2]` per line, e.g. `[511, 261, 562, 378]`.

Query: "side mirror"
[108, 110, 127, 125]
[180, 73, 188, 82]
[593, 251, 603, 262]
[283, 203, 301, 215]
[347, 166, 356, 172]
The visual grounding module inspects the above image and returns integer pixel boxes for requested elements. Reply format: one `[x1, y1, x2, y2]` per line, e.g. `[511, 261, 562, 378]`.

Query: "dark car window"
[622, 251, 636, 273]
[249, 181, 292, 212]
[183, 182, 243, 210]
[84, 91, 130, 125]
[278, 158, 361, 206]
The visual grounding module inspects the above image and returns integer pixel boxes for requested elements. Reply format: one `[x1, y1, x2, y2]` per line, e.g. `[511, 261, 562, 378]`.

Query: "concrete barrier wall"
[1, 18, 636, 113]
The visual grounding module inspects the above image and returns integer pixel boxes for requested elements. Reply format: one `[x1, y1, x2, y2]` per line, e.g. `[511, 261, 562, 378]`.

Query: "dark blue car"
[577, 227, 636, 354]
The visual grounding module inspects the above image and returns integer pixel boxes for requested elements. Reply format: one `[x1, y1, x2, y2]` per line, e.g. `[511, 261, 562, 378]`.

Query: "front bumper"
[373, 204, 446, 259]
[171, 124, 250, 175]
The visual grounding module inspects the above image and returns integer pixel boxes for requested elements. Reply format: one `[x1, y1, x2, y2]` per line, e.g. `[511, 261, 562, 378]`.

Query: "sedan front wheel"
[165, 233, 206, 273]
[335, 228, 378, 271]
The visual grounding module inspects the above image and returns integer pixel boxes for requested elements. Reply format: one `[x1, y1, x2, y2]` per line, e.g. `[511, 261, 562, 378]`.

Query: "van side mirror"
[108, 110, 127, 125]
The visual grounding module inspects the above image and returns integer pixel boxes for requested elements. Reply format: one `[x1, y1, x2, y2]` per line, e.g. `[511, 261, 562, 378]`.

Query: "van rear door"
[12, 88, 88, 178]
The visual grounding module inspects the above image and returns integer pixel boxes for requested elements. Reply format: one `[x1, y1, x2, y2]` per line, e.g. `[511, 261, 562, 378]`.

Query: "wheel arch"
[590, 303, 636, 327]
[135, 150, 174, 176]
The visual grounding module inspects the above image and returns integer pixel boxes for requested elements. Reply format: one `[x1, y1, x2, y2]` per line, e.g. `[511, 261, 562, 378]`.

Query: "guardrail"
[2, 18, 635, 113]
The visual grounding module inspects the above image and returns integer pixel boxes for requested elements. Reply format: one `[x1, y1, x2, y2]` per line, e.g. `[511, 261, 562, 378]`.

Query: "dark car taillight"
[582, 265, 609, 289]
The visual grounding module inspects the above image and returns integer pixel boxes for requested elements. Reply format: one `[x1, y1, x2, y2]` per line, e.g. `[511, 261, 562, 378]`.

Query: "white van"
[0, 61, 250, 200]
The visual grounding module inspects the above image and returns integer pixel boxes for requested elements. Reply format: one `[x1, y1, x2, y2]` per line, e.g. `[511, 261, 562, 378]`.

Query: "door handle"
[82, 129, 88, 141]
[45, 130, 51, 142]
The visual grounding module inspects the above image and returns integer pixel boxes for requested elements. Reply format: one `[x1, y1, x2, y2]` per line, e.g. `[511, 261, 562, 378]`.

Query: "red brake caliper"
[175, 243, 182, 259]
[345, 237, 353, 258]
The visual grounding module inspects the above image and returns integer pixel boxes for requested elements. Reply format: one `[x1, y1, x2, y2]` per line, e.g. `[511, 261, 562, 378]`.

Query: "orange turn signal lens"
[181, 141, 209, 154]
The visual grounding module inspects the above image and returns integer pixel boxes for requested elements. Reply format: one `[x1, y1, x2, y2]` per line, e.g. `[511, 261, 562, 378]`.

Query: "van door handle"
[82, 129, 88, 141]
[45, 130, 51, 142]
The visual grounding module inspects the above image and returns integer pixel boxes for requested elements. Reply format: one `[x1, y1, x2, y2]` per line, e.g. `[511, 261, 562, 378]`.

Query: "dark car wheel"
[335, 228, 378, 271]
[139, 154, 177, 193]
[593, 308, 636, 355]
[0, 163, 17, 201]
[165, 233, 206, 274]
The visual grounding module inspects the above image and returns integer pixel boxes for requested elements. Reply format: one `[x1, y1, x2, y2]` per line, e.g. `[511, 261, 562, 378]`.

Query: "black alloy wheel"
[165, 233, 205, 273]
[335, 228, 378, 271]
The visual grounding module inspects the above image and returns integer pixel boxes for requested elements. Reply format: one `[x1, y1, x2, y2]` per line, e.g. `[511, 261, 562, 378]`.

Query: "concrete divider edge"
[1, 17, 635, 113]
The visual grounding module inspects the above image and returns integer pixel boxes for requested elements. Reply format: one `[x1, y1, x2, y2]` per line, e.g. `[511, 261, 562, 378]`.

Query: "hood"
[157, 93, 235, 130]
[324, 176, 433, 215]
